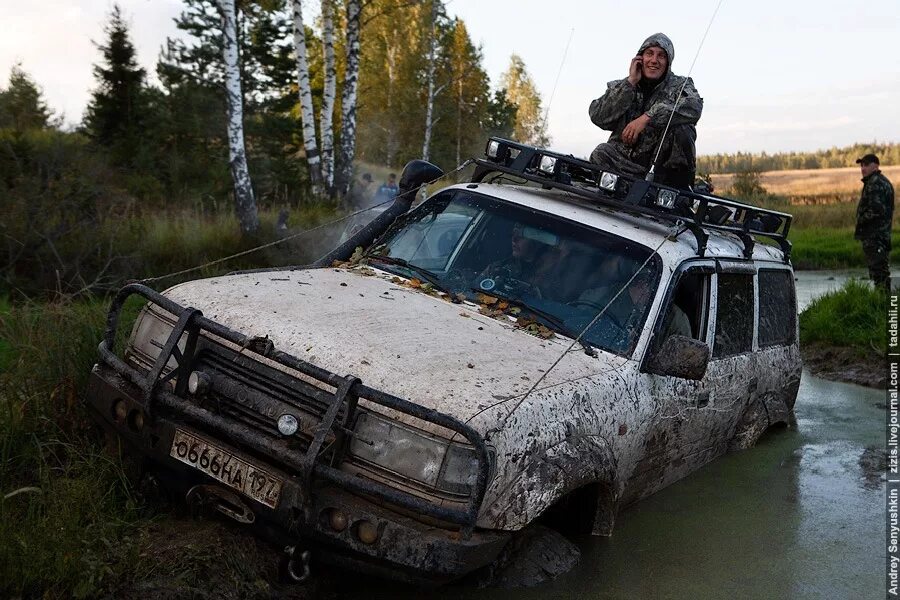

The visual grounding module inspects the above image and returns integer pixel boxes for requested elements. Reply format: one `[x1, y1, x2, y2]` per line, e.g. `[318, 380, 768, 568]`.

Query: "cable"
[136, 160, 474, 286]
[647, 0, 726, 180]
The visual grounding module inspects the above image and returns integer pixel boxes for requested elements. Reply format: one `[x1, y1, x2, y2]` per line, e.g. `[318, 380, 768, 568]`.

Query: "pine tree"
[0, 63, 53, 132]
[83, 4, 149, 165]
[500, 54, 548, 146]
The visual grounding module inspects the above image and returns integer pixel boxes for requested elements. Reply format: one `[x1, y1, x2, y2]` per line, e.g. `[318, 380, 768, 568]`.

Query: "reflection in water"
[333, 272, 885, 599]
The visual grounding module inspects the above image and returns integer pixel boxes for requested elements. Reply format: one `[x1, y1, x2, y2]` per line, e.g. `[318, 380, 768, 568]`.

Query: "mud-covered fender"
[479, 433, 618, 535]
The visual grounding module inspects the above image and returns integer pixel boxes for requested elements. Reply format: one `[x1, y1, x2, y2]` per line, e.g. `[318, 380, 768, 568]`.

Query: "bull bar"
[97, 283, 490, 535]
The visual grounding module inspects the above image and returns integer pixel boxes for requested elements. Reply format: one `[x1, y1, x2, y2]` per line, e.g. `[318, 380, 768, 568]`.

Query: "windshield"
[367, 190, 661, 356]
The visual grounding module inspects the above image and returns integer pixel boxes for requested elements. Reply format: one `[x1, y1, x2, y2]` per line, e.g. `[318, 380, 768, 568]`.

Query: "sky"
[1, 0, 898, 158]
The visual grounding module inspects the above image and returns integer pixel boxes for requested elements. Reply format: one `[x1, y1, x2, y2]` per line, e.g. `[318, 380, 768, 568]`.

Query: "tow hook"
[185, 484, 256, 524]
[281, 545, 312, 583]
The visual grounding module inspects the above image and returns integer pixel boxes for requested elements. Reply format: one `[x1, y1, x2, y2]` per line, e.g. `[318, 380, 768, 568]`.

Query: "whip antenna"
[646, 0, 725, 182]
[538, 27, 575, 142]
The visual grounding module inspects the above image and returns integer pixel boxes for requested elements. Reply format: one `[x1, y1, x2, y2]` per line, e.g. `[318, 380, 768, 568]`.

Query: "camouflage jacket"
[589, 74, 703, 169]
[855, 170, 895, 240]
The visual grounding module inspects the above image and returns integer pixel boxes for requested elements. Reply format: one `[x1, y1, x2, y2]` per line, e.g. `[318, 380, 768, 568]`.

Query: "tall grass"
[0, 300, 143, 597]
[799, 279, 886, 353]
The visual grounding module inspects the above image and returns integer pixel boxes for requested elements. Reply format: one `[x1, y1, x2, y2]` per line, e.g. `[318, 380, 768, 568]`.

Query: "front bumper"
[88, 283, 506, 581]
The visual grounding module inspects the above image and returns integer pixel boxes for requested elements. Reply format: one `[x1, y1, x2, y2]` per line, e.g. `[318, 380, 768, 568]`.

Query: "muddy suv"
[87, 138, 801, 583]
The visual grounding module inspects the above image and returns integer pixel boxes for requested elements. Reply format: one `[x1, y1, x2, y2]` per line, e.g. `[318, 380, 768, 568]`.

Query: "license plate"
[170, 429, 282, 509]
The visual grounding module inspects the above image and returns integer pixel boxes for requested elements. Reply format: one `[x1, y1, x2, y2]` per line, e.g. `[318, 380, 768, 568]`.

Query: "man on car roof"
[588, 33, 703, 189]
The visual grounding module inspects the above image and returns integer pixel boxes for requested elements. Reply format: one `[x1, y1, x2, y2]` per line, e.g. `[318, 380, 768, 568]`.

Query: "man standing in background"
[855, 153, 895, 289]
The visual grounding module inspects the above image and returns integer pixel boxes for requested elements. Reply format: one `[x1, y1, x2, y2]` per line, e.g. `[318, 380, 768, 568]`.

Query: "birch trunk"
[319, 0, 337, 190]
[219, 0, 259, 234]
[336, 0, 362, 196]
[291, 0, 324, 195]
[421, 0, 438, 161]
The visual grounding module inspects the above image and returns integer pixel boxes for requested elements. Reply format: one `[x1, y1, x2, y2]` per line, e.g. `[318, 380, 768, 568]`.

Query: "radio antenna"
[538, 27, 575, 142]
[646, 0, 726, 182]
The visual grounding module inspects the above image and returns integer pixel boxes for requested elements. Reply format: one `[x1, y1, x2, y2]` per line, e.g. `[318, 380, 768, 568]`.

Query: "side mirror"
[398, 160, 443, 200]
[647, 335, 710, 380]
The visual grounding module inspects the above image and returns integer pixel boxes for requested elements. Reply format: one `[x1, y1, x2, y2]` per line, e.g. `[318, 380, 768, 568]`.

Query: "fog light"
[486, 139, 500, 159]
[356, 520, 379, 545]
[599, 171, 618, 191]
[128, 409, 144, 432]
[187, 371, 210, 396]
[277, 414, 299, 436]
[112, 399, 127, 422]
[538, 155, 557, 175]
[657, 189, 678, 209]
[329, 509, 348, 532]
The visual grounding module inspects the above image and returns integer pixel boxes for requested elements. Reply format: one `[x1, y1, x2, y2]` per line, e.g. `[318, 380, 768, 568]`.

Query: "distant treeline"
[699, 142, 899, 174]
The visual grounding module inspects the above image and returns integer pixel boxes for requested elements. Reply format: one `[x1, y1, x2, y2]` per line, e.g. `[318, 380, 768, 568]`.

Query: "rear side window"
[758, 269, 796, 347]
[714, 273, 754, 358]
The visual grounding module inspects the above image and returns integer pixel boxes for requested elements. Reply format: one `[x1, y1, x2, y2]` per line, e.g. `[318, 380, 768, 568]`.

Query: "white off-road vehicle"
[88, 138, 801, 583]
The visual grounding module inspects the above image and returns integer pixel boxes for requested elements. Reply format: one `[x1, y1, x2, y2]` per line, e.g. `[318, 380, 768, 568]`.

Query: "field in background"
[710, 165, 900, 269]
[712, 165, 900, 204]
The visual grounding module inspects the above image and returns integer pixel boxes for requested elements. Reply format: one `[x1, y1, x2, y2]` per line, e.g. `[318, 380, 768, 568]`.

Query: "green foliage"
[0, 300, 142, 598]
[800, 279, 886, 353]
[729, 169, 767, 201]
[0, 63, 53, 132]
[700, 142, 900, 174]
[483, 88, 518, 140]
[500, 54, 548, 146]
[82, 4, 152, 170]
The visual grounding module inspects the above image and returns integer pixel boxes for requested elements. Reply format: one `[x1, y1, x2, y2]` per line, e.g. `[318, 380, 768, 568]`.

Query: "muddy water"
[341, 271, 886, 599]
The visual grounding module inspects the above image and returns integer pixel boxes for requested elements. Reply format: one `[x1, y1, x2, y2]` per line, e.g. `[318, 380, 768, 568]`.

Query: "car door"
[704, 262, 760, 454]
[628, 261, 717, 499]
[754, 266, 801, 426]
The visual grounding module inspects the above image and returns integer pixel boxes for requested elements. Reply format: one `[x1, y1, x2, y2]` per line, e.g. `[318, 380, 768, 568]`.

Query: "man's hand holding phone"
[628, 56, 643, 87]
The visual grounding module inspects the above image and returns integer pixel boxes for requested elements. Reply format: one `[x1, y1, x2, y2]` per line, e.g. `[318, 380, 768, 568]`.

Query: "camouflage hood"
[638, 33, 675, 74]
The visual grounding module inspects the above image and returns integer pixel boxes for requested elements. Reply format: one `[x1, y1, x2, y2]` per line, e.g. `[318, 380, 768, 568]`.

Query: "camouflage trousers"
[589, 124, 697, 189]
[861, 236, 891, 289]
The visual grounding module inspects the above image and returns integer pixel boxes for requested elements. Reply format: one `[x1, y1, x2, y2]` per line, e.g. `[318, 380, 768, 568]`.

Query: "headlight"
[349, 411, 482, 496]
[126, 306, 184, 374]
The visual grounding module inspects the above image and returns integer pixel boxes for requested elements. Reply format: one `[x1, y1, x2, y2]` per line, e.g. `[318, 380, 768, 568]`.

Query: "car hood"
[161, 267, 627, 433]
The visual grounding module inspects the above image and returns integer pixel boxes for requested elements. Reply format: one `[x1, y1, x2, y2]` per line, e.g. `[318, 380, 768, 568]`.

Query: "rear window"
[758, 269, 796, 347]
[714, 273, 754, 358]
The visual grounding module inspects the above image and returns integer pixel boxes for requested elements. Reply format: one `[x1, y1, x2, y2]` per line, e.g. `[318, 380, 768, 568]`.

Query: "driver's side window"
[657, 269, 711, 346]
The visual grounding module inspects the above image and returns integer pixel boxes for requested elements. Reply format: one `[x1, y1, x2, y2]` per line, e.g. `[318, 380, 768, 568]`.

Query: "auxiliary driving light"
[486, 139, 500, 159]
[599, 171, 618, 192]
[187, 371, 210, 396]
[112, 399, 128, 422]
[538, 155, 557, 175]
[356, 520, 379, 545]
[329, 509, 348, 532]
[656, 189, 678, 209]
[277, 414, 299, 436]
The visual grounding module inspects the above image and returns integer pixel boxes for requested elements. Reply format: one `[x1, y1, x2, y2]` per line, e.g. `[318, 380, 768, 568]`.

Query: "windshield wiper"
[469, 288, 597, 357]
[366, 255, 456, 297]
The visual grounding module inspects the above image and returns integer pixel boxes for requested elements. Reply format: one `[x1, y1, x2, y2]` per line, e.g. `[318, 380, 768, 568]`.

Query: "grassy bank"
[800, 279, 885, 354]
[0, 299, 321, 598]
[0, 300, 138, 597]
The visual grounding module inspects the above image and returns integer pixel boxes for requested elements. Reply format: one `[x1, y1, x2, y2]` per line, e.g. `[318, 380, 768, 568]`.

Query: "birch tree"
[291, 0, 324, 195]
[421, 0, 439, 161]
[219, 0, 259, 234]
[500, 54, 549, 146]
[336, 0, 362, 196]
[319, 0, 337, 189]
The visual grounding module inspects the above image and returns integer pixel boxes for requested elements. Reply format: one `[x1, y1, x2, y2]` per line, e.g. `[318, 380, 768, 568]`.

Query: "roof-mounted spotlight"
[538, 155, 557, 176]
[656, 188, 678, 209]
[485, 139, 501, 160]
[598, 171, 618, 192]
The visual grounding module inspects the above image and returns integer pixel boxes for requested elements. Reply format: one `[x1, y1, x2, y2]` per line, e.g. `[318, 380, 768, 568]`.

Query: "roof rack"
[471, 137, 793, 263]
